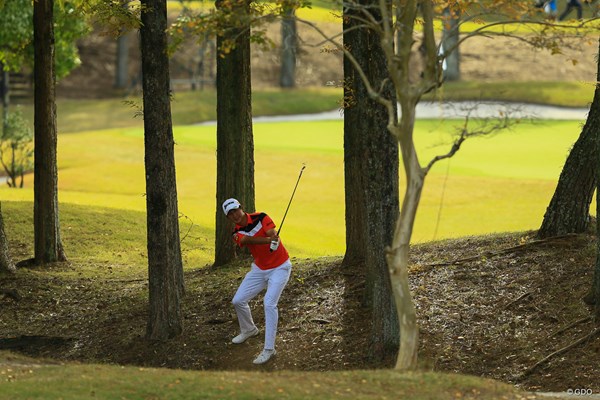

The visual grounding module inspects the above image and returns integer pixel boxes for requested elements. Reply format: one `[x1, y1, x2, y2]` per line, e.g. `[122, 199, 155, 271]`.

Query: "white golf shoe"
[253, 348, 276, 365]
[231, 327, 259, 344]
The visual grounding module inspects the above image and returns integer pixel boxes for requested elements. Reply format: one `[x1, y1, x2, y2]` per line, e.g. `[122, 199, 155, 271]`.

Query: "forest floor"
[0, 228, 598, 394]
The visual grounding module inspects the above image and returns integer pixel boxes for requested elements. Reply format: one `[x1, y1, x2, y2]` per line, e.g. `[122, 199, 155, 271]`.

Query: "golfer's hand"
[269, 238, 280, 252]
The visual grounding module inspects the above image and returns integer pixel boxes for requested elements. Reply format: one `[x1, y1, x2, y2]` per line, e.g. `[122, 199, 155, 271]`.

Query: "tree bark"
[33, 0, 66, 264]
[280, 5, 297, 88]
[537, 36, 600, 239]
[594, 177, 600, 318]
[140, 0, 185, 340]
[0, 203, 15, 273]
[590, 36, 600, 319]
[384, 0, 436, 369]
[214, 0, 255, 266]
[115, 34, 130, 89]
[1, 64, 8, 133]
[342, 3, 366, 268]
[342, 0, 400, 361]
[388, 105, 421, 370]
[441, 7, 460, 82]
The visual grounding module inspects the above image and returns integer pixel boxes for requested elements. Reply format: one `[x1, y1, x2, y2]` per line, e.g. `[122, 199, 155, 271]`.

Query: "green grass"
[1, 201, 208, 277]
[164, 0, 341, 22]
[55, 88, 343, 133]
[0, 352, 533, 400]
[423, 81, 596, 107]
[0, 118, 592, 265]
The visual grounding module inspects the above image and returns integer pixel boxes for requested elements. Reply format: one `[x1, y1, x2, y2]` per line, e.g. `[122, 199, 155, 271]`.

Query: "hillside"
[56, 20, 599, 99]
[0, 202, 598, 393]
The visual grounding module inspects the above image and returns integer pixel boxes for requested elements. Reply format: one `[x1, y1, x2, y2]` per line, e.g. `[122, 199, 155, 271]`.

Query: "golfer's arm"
[239, 235, 273, 245]
[239, 229, 278, 245]
[265, 228, 278, 241]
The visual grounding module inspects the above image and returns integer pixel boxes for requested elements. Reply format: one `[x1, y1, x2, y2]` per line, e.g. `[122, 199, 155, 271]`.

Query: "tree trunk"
[115, 34, 130, 89]
[594, 178, 600, 319]
[342, 3, 366, 268]
[33, 0, 66, 264]
[388, 104, 421, 371]
[342, 0, 399, 361]
[0, 203, 15, 273]
[140, 0, 185, 340]
[214, 0, 255, 267]
[441, 7, 460, 82]
[280, 6, 297, 88]
[1, 64, 9, 133]
[589, 36, 600, 319]
[537, 36, 600, 239]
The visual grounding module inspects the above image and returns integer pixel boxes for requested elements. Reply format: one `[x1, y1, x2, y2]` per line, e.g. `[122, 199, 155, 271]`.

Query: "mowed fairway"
[0, 118, 590, 267]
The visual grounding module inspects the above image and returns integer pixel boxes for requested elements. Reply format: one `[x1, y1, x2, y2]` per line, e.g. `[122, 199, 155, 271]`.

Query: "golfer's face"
[227, 208, 246, 226]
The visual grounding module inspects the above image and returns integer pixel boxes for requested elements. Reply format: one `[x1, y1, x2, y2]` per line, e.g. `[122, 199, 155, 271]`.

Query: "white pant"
[232, 259, 292, 350]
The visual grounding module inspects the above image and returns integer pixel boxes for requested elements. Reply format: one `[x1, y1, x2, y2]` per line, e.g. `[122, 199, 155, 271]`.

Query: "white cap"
[222, 198, 241, 215]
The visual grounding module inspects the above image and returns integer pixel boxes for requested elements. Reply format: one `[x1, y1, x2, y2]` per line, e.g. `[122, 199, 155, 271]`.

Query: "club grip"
[269, 240, 279, 252]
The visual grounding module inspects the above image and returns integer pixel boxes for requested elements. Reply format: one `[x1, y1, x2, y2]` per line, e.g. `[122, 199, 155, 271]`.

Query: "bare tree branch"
[424, 104, 517, 174]
[296, 16, 394, 117]
[424, 128, 467, 174]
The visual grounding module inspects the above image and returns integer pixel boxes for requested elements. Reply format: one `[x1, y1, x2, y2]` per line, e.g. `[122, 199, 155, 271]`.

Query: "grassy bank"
[422, 80, 595, 108]
[0, 353, 537, 400]
[56, 88, 343, 133]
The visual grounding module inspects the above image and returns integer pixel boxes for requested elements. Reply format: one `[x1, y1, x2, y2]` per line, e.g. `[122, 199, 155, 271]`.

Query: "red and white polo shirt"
[232, 212, 289, 270]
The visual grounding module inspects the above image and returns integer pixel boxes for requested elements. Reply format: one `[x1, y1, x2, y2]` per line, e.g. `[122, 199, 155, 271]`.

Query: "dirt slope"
[1, 230, 598, 393]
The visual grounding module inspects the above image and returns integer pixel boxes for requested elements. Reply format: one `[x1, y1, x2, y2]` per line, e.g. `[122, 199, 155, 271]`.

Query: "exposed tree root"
[545, 316, 592, 340]
[502, 291, 533, 310]
[517, 327, 600, 380]
[427, 234, 578, 267]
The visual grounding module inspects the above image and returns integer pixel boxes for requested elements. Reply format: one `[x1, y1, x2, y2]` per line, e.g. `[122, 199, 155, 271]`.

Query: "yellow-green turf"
[0, 118, 594, 269]
[165, 1, 341, 23]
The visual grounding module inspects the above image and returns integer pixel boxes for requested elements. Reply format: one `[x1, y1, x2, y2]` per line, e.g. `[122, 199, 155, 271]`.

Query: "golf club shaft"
[277, 165, 306, 236]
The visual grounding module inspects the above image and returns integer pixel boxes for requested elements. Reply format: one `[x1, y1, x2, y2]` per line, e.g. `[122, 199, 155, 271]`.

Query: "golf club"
[270, 164, 306, 252]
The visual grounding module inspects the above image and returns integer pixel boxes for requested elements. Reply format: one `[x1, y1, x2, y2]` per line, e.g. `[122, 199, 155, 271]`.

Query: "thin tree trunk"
[388, 105, 421, 370]
[1, 64, 9, 133]
[214, 0, 255, 266]
[33, 0, 66, 264]
[538, 36, 600, 239]
[140, 0, 184, 340]
[441, 7, 460, 81]
[280, 6, 297, 88]
[115, 34, 130, 89]
[0, 203, 15, 273]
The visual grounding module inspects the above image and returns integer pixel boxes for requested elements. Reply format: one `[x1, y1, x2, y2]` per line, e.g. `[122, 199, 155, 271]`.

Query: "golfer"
[222, 198, 292, 365]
